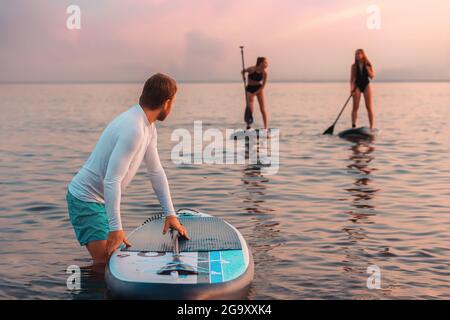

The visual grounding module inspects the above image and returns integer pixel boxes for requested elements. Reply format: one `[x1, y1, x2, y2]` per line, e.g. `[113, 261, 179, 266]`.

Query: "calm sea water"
[1, 82, 450, 299]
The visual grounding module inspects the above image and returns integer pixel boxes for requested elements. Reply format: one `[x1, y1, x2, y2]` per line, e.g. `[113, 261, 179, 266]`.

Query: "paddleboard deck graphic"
[105, 209, 254, 299]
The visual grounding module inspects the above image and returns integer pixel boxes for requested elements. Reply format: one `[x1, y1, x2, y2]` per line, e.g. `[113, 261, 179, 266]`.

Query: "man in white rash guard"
[66, 73, 189, 267]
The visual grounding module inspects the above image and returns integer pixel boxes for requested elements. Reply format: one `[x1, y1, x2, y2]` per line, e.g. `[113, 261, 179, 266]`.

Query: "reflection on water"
[338, 140, 380, 298]
[242, 165, 270, 214]
[70, 266, 108, 300]
[240, 163, 280, 300]
[345, 142, 378, 223]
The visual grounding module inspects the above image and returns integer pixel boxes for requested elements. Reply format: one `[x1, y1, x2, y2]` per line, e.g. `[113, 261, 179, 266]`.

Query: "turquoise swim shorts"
[66, 190, 109, 246]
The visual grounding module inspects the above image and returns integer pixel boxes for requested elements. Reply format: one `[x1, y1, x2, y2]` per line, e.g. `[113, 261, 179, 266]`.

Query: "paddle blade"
[244, 105, 253, 125]
[323, 124, 335, 135]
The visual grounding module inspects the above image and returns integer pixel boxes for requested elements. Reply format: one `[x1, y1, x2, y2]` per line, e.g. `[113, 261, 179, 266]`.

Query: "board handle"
[176, 208, 200, 214]
[170, 229, 180, 256]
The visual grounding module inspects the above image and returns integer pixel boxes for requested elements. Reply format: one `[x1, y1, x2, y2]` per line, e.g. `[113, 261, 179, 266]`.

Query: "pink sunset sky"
[1, 0, 449, 82]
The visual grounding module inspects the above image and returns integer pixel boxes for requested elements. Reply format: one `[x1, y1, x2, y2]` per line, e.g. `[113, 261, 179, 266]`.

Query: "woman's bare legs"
[246, 91, 255, 118]
[257, 91, 268, 130]
[86, 240, 108, 273]
[363, 84, 374, 129]
[352, 89, 362, 127]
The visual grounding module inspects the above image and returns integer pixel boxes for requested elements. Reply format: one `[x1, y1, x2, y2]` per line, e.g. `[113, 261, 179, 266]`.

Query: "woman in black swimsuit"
[241, 57, 269, 131]
[350, 49, 375, 129]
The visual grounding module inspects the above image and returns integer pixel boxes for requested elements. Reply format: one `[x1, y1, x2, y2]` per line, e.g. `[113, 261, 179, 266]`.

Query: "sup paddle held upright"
[323, 92, 354, 135]
[240, 46, 253, 129]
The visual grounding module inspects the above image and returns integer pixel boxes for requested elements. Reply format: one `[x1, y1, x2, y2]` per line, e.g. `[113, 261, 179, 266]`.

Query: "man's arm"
[144, 127, 189, 239]
[104, 128, 142, 231]
[103, 128, 142, 256]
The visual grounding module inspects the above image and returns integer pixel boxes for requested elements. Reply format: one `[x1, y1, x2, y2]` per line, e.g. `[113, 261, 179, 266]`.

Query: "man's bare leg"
[86, 240, 108, 273]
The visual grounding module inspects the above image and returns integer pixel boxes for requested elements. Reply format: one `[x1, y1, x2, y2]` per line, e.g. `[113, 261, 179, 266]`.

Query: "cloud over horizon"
[1, 0, 449, 82]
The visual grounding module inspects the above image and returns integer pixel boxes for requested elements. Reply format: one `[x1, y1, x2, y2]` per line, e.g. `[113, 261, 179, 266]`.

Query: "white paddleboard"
[105, 209, 254, 299]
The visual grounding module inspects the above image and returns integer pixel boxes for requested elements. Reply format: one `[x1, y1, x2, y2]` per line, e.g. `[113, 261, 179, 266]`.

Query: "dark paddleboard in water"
[338, 127, 379, 141]
[230, 128, 276, 140]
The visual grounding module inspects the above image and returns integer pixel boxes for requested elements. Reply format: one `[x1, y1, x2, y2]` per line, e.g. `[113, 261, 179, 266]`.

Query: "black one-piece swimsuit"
[246, 71, 263, 94]
[355, 63, 370, 93]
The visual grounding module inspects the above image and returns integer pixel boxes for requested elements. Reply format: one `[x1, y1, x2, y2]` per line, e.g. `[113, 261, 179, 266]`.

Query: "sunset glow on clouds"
[1, 0, 449, 82]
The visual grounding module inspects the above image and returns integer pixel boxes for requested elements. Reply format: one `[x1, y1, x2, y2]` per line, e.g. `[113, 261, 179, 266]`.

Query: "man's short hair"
[139, 73, 177, 109]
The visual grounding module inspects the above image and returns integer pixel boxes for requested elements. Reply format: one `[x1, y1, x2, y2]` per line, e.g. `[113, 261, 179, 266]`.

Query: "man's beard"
[157, 110, 169, 121]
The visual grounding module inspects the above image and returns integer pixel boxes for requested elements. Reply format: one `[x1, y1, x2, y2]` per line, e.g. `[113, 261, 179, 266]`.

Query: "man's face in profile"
[157, 95, 176, 121]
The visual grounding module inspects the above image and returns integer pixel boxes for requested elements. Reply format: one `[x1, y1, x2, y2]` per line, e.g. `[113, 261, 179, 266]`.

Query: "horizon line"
[1, 79, 450, 85]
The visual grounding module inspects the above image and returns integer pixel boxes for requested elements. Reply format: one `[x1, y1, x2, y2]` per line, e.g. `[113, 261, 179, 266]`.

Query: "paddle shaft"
[240, 46, 254, 127]
[240, 46, 247, 89]
[331, 93, 353, 127]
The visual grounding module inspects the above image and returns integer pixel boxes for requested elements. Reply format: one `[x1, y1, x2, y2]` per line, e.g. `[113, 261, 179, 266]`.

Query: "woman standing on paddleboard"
[350, 49, 375, 129]
[241, 57, 269, 132]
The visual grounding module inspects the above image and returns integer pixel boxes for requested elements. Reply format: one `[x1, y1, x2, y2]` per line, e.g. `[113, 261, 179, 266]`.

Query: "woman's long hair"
[355, 49, 371, 67]
[256, 57, 267, 66]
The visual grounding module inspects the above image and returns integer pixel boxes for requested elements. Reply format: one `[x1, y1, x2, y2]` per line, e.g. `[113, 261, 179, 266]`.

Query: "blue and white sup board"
[105, 209, 254, 299]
